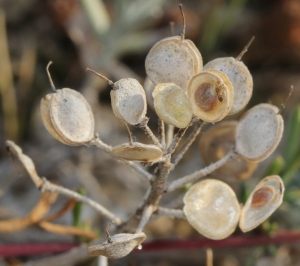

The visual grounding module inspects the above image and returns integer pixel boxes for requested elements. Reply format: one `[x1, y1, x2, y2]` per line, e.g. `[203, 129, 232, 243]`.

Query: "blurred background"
[0, 0, 300, 265]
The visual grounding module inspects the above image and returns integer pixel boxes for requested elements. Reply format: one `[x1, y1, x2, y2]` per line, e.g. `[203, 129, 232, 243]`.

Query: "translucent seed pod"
[153, 83, 193, 128]
[188, 71, 233, 123]
[235, 104, 284, 162]
[145, 5, 202, 91]
[199, 121, 258, 180]
[239, 175, 284, 232]
[88, 232, 146, 259]
[111, 142, 162, 162]
[204, 57, 253, 115]
[183, 179, 241, 240]
[41, 62, 95, 146]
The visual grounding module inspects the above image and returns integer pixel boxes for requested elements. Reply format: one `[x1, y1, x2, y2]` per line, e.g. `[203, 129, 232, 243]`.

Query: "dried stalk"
[167, 150, 235, 192]
[158, 118, 166, 147]
[155, 207, 186, 219]
[167, 127, 189, 154]
[171, 120, 205, 166]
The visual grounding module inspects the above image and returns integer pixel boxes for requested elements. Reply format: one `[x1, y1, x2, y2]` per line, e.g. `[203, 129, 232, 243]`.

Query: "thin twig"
[166, 124, 174, 147]
[278, 85, 294, 115]
[88, 135, 153, 182]
[155, 207, 186, 220]
[167, 127, 189, 154]
[40, 178, 122, 225]
[167, 150, 235, 192]
[158, 118, 166, 147]
[137, 117, 163, 149]
[124, 123, 133, 145]
[136, 205, 154, 233]
[206, 248, 213, 266]
[236, 36, 255, 61]
[171, 120, 205, 166]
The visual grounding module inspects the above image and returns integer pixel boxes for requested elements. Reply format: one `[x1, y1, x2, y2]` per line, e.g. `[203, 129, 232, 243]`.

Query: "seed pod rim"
[239, 175, 284, 232]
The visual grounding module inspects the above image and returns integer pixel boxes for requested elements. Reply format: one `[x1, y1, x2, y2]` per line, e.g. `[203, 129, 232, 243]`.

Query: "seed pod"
[235, 104, 284, 162]
[239, 175, 284, 232]
[40, 62, 95, 146]
[111, 142, 162, 162]
[183, 179, 240, 240]
[86, 69, 147, 126]
[153, 83, 193, 128]
[145, 5, 202, 91]
[199, 121, 258, 180]
[204, 57, 253, 115]
[188, 71, 233, 122]
[88, 232, 146, 259]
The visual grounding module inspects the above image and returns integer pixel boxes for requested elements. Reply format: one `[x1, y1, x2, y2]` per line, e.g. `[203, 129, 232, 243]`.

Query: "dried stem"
[167, 150, 235, 192]
[206, 248, 213, 266]
[166, 124, 174, 147]
[88, 135, 153, 182]
[171, 120, 205, 166]
[98, 256, 108, 266]
[124, 123, 133, 145]
[158, 118, 166, 147]
[40, 178, 122, 225]
[137, 117, 163, 149]
[86, 68, 114, 87]
[136, 205, 154, 233]
[167, 127, 189, 154]
[236, 36, 255, 61]
[155, 207, 186, 219]
[278, 85, 294, 115]
[179, 4, 185, 41]
[46, 61, 56, 91]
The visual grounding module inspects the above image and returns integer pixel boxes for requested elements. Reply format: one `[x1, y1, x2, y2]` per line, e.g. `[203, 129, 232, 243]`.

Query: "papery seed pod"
[239, 175, 284, 232]
[111, 78, 147, 125]
[88, 232, 146, 259]
[153, 83, 193, 128]
[183, 179, 240, 240]
[235, 104, 284, 162]
[145, 5, 202, 91]
[144, 76, 155, 110]
[188, 71, 233, 122]
[204, 57, 253, 115]
[199, 121, 258, 180]
[111, 142, 162, 162]
[87, 69, 147, 126]
[40, 62, 95, 146]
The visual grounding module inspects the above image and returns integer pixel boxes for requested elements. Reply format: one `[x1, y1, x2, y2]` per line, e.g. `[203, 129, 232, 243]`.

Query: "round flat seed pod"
[40, 94, 70, 145]
[204, 57, 253, 115]
[239, 175, 284, 232]
[50, 88, 95, 145]
[153, 83, 193, 128]
[88, 232, 146, 259]
[111, 142, 162, 162]
[183, 179, 241, 240]
[200, 121, 258, 180]
[111, 78, 147, 125]
[144, 76, 155, 110]
[188, 71, 233, 123]
[235, 104, 284, 162]
[145, 36, 203, 91]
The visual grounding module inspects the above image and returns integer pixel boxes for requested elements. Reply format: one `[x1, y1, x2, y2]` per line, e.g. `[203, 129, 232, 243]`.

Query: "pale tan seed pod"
[235, 104, 284, 162]
[183, 179, 241, 240]
[204, 57, 253, 115]
[111, 78, 147, 125]
[88, 232, 146, 259]
[188, 71, 233, 123]
[41, 62, 95, 146]
[145, 5, 202, 91]
[143, 76, 155, 110]
[239, 175, 284, 232]
[153, 83, 193, 128]
[199, 121, 258, 180]
[111, 142, 162, 162]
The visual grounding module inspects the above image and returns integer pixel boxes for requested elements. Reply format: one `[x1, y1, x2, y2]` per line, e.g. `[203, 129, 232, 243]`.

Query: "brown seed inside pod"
[251, 186, 274, 207]
[194, 82, 219, 112]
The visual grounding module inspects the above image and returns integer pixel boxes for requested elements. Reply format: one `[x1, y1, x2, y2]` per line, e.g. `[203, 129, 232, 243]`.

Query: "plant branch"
[171, 120, 205, 166]
[158, 118, 166, 147]
[166, 124, 174, 147]
[137, 117, 163, 149]
[167, 127, 189, 154]
[155, 207, 186, 219]
[136, 204, 154, 233]
[88, 135, 153, 182]
[167, 150, 235, 192]
[40, 178, 122, 225]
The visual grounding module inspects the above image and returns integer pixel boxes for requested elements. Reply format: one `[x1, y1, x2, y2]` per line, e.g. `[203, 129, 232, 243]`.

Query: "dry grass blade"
[38, 221, 97, 240]
[42, 199, 76, 222]
[0, 191, 57, 232]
